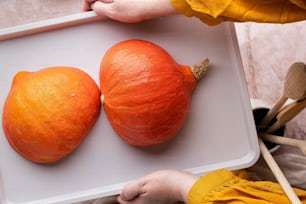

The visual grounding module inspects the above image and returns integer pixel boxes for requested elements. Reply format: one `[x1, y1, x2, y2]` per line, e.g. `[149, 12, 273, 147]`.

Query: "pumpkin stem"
[101, 94, 105, 105]
[190, 58, 209, 80]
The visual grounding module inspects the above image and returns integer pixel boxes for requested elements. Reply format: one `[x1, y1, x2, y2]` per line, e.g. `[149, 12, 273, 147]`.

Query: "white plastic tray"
[0, 12, 259, 204]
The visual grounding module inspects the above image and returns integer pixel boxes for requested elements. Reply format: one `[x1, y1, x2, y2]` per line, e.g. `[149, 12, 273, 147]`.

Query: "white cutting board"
[0, 12, 259, 204]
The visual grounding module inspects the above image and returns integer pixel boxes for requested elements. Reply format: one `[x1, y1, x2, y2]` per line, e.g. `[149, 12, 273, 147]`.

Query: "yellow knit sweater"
[187, 169, 306, 204]
[169, 0, 306, 25]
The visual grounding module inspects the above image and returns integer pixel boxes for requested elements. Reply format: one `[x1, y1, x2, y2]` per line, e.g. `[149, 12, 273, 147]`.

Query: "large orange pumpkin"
[100, 39, 208, 146]
[2, 66, 101, 163]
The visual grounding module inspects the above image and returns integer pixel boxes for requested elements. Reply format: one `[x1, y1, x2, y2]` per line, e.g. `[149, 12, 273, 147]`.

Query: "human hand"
[117, 170, 198, 204]
[83, 0, 178, 23]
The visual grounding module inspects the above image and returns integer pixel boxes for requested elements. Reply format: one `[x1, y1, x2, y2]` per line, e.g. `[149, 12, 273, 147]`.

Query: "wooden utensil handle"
[260, 133, 306, 147]
[266, 98, 306, 133]
[260, 96, 287, 127]
[278, 98, 306, 123]
[258, 137, 302, 204]
[266, 121, 282, 133]
[260, 133, 306, 155]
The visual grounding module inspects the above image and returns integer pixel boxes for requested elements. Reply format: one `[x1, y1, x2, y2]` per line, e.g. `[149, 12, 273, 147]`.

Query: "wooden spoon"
[260, 133, 306, 154]
[266, 98, 306, 133]
[260, 62, 306, 127]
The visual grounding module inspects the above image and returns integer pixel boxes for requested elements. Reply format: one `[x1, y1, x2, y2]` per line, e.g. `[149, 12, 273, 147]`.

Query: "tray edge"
[0, 11, 105, 41]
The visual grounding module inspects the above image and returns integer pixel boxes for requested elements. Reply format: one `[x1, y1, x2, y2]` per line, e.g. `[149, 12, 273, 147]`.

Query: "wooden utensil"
[258, 137, 302, 204]
[260, 133, 306, 154]
[260, 62, 306, 127]
[266, 98, 306, 133]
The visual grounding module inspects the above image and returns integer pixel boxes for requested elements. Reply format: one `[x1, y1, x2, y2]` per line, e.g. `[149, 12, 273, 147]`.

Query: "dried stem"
[190, 58, 209, 80]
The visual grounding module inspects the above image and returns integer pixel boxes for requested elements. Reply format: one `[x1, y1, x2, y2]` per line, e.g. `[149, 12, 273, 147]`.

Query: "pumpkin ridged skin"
[100, 39, 197, 146]
[2, 67, 101, 163]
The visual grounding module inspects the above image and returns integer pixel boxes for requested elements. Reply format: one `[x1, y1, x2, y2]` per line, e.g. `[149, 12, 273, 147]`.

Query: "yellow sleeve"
[169, 0, 306, 25]
[187, 169, 306, 204]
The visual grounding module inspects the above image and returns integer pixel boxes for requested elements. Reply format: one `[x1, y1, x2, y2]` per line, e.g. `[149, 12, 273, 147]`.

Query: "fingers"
[119, 170, 198, 203]
[91, 1, 113, 18]
[83, 0, 113, 12]
[84, 0, 178, 23]
[118, 181, 144, 201]
[91, 1, 146, 23]
[91, 1, 134, 22]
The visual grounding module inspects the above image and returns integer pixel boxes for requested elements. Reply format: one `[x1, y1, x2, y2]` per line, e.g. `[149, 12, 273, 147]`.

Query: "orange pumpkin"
[2, 67, 101, 163]
[100, 39, 208, 146]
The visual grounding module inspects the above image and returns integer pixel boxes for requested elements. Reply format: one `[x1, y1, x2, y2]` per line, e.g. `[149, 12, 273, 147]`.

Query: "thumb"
[119, 181, 144, 201]
[91, 1, 143, 22]
[91, 1, 115, 18]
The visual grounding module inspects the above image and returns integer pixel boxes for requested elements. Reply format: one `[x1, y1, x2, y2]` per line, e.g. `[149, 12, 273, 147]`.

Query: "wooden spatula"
[266, 98, 306, 133]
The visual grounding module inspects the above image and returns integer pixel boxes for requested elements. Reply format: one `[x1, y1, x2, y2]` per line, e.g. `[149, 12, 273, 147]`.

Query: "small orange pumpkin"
[2, 67, 101, 163]
[100, 39, 208, 146]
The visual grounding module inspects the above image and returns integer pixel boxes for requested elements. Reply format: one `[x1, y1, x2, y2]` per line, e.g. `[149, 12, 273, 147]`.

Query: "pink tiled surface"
[0, 0, 83, 28]
[235, 22, 306, 155]
[0, 1, 305, 155]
